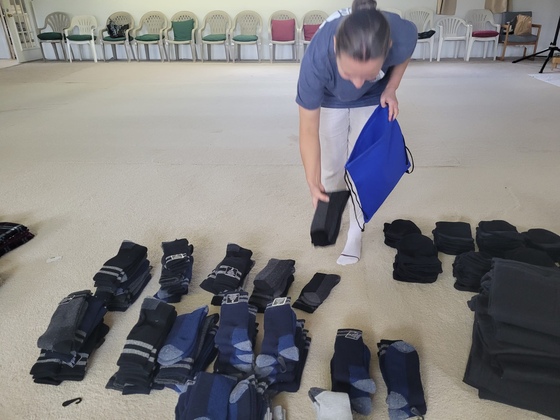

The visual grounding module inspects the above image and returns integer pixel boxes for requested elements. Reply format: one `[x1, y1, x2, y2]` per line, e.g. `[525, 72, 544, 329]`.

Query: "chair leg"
[124, 42, 130, 62]
[91, 41, 97, 63]
[111, 44, 117, 60]
[190, 43, 196, 62]
[466, 39, 473, 62]
[39, 43, 46, 61]
[225, 43, 229, 62]
[51, 43, 60, 60]
[60, 42, 67, 61]
[492, 38, 498, 61]
[499, 43, 507, 61]
[437, 38, 443, 61]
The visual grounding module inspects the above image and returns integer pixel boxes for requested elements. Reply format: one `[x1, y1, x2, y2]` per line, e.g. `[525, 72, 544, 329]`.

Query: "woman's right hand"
[309, 182, 329, 209]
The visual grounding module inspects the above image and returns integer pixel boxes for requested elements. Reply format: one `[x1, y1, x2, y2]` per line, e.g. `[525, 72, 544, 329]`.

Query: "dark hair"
[335, 0, 390, 61]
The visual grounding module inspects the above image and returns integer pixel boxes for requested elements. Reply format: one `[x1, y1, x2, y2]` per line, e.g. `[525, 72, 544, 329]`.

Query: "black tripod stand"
[513, 15, 560, 73]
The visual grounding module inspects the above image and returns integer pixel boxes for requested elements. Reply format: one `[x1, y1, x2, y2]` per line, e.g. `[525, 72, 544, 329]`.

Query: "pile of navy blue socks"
[377, 339, 427, 420]
[154, 238, 194, 303]
[432, 221, 475, 255]
[214, 291, 258, 376]
[107, 297, 177, 395]
[249, 258, 295, 312]
[200, 243, 254, 304]
[330, 329, 376, 416]
[0, 222, 34, 257]
[475, 220, 525, 258]
[155, 306, 219, 391]
[93, 240, 152, 311]
[31, 291, 109, 384]
[393, 233, 442, 283]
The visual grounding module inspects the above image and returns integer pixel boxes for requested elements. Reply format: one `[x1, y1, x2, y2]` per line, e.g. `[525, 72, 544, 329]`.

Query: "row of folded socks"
[463, 258, 560, 419]
[384, 219, 560, 286]
[0, 222, 34, 258]
[31, 290, 108, 385]
[309, 329, 426, 420]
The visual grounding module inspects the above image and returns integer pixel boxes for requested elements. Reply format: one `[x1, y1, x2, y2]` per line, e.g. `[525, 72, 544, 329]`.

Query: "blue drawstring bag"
[345, 105, 413, 226]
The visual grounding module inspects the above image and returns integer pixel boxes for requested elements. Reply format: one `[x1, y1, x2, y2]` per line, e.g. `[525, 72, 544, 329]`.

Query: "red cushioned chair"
[269, 10, 299, 62]
[300, 10, 327, 58]
[465, 9, 501, 61]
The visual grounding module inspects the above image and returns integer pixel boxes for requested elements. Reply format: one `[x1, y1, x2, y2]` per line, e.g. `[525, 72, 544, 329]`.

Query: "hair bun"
[352, 0, 378, 12]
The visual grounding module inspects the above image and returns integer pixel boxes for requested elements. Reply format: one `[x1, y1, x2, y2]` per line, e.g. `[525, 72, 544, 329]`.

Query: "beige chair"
[64, 15, 98, 63]
[300, 10, 327, 56]
[199, 10, 231, 62]
[465, 9, 500, 61]
[404, 8, 436, 62]
[165, 11, 198, 61]
[437, 16, 470, 61]
[269, 10, 299, 62]
[37, 12, 71, 61]
[132, 11, 169, 62]
[229, 10, 262, 62]
[99, 11, 134, 62]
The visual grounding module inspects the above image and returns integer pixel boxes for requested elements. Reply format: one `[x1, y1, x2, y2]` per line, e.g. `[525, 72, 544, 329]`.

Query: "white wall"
[28, 0, 559, 61]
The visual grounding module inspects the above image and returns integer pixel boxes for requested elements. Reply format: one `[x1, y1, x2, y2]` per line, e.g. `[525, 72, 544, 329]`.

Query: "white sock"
[309, 388, 353, 420]
[337, 210, 363, 265]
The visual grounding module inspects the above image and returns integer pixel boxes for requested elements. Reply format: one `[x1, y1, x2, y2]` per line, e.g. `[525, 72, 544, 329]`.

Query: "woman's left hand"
[380, 87, 399, 121]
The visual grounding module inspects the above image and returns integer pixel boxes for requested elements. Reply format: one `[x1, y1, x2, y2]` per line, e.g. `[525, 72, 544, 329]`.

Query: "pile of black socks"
[383, 219, 421, 248]
[475, 220, 525, 258]
[31, 290, 109, 385]
[213, 291, 259, 376]
[432, 221, 475, 255]
[256, 298, 310, 393]
[452, 251, 493, 292]
[154, 306, 219, 391]
[521, 228, 560, 262]
[154, 238, 194, 303]
[330, 329, 376, 416]
[503, 246, 557, 267]
[292, 272, 341, 313]
[175, 372, 268, 420]
[93, 240, 152, 311]
[393, 233, 442, 283]
[107, 297, 177, 395]
[310, 190, 350, 247]
[0, 222, 34, 257]
[464, 258, 560, 418]
[249, 258, 295, 312]
[377, 339, 427, 420]
[200, 243, 254, 304]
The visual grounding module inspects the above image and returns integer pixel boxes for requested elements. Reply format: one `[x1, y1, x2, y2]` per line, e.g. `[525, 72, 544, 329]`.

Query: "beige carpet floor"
[0, 57, 558, 420]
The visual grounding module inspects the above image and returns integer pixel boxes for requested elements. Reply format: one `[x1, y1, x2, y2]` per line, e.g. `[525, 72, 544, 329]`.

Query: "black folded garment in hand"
[310, 191, 350, 247]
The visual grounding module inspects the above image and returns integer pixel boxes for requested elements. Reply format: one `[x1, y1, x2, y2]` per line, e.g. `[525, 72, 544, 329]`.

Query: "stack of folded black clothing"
[93, 240, 152, 311]
[521, 228, 560, 263]
[393, 233, 442, 283]
[200, 243, 255, 305]
[31, 290, 109, 385]
[464, 258, 560, 419]
[107, 297, 177, 395]
[249, 258, 295, 312]
[432, 221, 475, 255]
[154, 238, 195, 303]
[213, 291, 259, 376]
[154, 306, 219, 392]
[383, 219, 421, 248]
[452, 251, 492, 292]
[503, 247, 557, 268]
[0, 222, 34, 257]
[475, 220, 525, 258]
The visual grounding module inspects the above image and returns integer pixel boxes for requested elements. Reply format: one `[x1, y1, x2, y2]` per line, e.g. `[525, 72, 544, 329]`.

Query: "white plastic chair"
[269, 10, 299, 63]
[37, 12, 71, 61]
[404, 8, 436, 62]
[465, 9, 500, 61]
[64, 15, 98, 63]
[437, 16, 470, 62]
[229, 10, 262, 62]
[199, 10, 231, 62]
[99, 11, 135, 62]
[132, 11, 169, 62]
[300, 10, 327, 56]
[165, 11, 198, 62]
